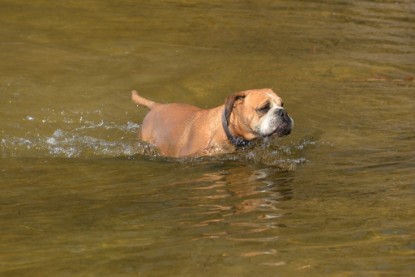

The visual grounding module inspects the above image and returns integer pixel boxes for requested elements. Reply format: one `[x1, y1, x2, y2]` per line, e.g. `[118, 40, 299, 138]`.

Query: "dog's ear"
[224, 91, 246, 122]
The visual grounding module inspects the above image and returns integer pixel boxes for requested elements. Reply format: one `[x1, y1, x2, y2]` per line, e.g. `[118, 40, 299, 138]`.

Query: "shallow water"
[1, 0, 414, 276]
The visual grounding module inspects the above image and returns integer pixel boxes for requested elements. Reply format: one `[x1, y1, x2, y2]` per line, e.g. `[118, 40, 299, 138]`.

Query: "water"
[1, 0, 414, 276]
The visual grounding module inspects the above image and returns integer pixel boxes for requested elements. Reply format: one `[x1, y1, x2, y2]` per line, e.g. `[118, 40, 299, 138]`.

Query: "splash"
[1, 111, 315, 167]
[161, 138, 315, 170]
[0, 119, 150, 159]
[242, 138, 313, 169]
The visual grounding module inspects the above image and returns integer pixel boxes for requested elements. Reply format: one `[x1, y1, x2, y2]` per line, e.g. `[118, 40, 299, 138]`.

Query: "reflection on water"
[0, 158, 297, 276]
[1, 0, 414, 276]
[178, 167, 293, 242]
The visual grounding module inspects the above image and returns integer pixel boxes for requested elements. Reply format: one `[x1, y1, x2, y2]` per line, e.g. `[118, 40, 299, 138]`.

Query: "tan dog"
[131, 88, 293, 157]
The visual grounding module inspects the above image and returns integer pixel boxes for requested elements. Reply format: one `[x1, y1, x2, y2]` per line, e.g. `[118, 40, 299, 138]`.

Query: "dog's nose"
[276, 108, 288, 118]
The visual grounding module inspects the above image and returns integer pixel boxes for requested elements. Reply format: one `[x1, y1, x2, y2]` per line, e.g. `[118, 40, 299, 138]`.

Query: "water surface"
[1, 0, 414, 276]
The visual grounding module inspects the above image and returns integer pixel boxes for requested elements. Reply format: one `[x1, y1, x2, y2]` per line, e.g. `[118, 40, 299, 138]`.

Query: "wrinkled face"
[226, 89, 293, 139]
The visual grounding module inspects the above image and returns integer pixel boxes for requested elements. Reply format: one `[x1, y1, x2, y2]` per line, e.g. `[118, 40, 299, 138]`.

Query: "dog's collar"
[221, 109, 251, 148]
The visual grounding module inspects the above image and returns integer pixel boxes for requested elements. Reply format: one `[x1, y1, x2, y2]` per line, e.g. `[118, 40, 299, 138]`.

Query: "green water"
[1, 1, 414, 276]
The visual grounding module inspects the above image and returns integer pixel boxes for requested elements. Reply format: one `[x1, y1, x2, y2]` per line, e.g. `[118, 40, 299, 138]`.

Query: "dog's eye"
[257, 102, 271, 114]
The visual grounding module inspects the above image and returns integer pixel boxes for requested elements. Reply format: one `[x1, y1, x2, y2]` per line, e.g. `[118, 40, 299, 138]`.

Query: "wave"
[1, 120, 147, 159]
[1, 117, 315, 168]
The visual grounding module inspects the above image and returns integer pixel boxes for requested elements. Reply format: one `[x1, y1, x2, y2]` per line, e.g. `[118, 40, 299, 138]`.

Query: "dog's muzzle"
[273, 109, 293, 137]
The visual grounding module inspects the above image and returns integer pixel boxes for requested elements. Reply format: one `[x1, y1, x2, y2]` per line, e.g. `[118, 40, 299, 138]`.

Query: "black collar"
[221, 109, 251, 148]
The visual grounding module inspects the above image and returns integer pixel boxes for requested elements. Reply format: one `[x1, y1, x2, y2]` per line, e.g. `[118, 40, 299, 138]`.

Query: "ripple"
[2, 107, 316, 166]
[0, 120, 148, 158]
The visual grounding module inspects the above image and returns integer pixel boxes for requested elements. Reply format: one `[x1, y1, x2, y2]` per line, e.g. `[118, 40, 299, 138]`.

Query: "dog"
[131, 88, 293, 157]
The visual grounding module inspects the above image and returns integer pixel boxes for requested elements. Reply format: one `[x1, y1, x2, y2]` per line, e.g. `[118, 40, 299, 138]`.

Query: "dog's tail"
[131, 90, 157, 109]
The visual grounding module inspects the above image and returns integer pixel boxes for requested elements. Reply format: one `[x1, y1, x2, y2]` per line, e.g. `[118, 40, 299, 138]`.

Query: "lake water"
[1, 0, 414, 276]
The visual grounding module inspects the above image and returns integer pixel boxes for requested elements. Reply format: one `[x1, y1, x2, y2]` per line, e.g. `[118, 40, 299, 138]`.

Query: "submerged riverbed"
[1, 1, 414, 276]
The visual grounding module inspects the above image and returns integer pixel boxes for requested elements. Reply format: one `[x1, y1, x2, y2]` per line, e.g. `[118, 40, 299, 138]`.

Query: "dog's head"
[224, 88, 293, 141]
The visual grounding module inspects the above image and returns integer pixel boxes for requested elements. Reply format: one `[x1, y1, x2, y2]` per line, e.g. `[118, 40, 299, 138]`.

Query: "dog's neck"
[221, 109, 251, 148]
